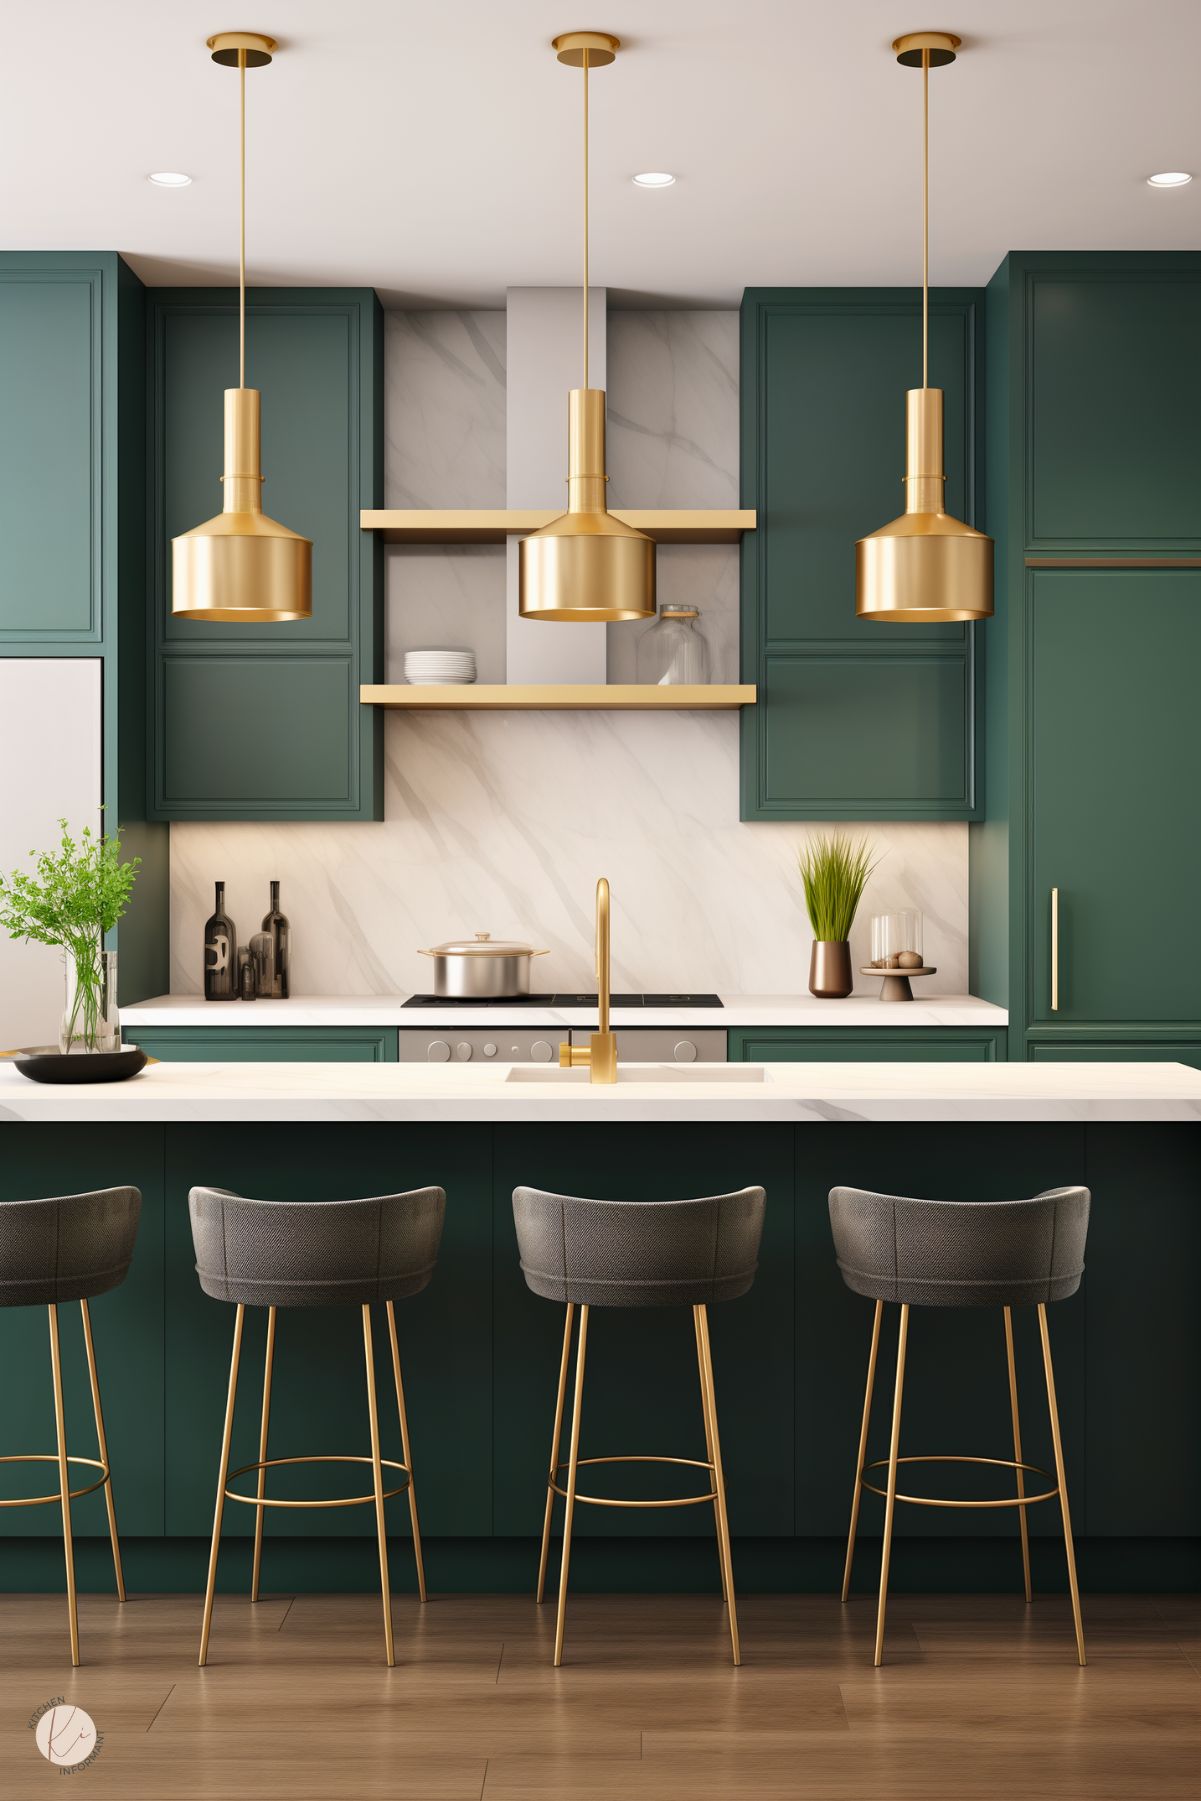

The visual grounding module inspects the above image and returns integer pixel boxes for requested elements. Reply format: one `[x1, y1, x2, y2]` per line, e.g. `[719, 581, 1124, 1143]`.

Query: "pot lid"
[420, 932, 548, 958]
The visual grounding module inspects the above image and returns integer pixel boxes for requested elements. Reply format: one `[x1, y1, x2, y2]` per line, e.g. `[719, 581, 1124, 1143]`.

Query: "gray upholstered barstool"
[830, 1184, 1090, 1667]
[0, 1187, 141, 1665]
[513, 1184, 766, 1667]
[189, 1184, 444, 1667]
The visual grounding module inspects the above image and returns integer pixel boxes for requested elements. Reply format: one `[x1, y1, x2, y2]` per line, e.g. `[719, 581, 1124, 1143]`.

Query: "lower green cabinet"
[1029, 1042, 1201, 1069]
[132, 1027, 397, 1063]
[728, 1028, 1007, 1062]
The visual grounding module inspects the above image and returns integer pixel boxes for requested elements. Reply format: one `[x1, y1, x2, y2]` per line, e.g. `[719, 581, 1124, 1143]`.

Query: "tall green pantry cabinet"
[971, 253, 1201, 1063]
[0, 252, 168, 1002]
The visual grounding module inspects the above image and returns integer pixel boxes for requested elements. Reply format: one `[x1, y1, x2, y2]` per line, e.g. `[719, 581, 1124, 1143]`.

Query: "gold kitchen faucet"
[559, 878, 618, 1084]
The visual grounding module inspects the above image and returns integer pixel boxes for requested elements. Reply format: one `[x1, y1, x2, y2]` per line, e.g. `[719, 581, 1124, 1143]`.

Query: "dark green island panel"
[727, 1028, 1007, 1063]
[0, 252, 168, 1003]
[971, 252, 1201, 1064]
[1, 1120, 1196, 1598]
[148, 288, 384, 822]
[740, 289, 983, 821]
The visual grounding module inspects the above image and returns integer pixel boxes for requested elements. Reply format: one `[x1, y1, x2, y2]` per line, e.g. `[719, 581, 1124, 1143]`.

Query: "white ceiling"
[9, 0, 1200, 306]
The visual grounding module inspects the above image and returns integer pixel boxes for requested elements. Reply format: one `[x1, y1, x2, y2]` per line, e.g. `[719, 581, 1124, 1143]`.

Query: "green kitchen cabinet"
[971, 253, 1201, 1060]
[0, 253, 168, 1003]
[727, 1028, 1007, 1062]
[1027, 569, 1201, 1031]
[739, 290, 983, 820]
[1028, 1043, 1201, 1069]
[148, 289, 383, 821]
[131, 1027, 397, 1063]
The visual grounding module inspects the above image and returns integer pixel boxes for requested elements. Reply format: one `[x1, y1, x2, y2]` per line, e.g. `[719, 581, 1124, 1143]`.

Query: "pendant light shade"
[856, 32, 992, 623]
[519, 32, 655, 624]
[172, 32, 312, 622]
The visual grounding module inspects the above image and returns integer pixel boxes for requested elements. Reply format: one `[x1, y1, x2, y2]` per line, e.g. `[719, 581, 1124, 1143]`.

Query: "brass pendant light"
[519, 31, 655, 623]
[856, 31, 992, 623]
[172, 31, 312, 622]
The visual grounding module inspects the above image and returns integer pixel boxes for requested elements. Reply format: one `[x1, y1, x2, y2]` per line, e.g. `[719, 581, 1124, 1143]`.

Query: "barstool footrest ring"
[0, 1453, 110, 1508]
[860, 1452, 1058, 1509]
[549, 1453, 718, 1510]
[224, 1453, 412, 1510]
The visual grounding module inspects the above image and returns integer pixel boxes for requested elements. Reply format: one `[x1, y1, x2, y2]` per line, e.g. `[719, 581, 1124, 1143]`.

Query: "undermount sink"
[504, 1062, 768, 1084]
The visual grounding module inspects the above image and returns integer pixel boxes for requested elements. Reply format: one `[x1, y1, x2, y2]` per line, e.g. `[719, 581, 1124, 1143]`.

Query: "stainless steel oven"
[397, 1026, 727, 1065]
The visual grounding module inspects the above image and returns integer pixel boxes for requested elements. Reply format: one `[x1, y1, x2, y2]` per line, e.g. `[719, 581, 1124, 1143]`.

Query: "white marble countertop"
[3, 1059, 1197, 1124]
[120, 993, 1008, 1030]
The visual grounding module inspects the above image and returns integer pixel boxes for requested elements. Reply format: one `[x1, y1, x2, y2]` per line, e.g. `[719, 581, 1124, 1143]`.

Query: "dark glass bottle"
[203, 882, 238, 1002]
[262, 879, 290, 999]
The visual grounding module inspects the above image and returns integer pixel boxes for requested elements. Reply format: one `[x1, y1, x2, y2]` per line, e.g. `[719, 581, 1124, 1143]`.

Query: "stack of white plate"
[403, 649, 477, 686]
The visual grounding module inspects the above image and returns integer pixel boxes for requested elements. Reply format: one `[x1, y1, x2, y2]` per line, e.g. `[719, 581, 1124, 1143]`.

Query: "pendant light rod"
[929, 48, 936, 387]
[239, 47, 247, 388]
[582, 47, 590, 391]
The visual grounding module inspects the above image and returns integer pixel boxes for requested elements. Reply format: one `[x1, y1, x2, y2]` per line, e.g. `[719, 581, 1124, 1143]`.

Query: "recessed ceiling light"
[148, 171, 192, 188]
[632, 171, 676, 188]
[1146, 171, 1193, 188]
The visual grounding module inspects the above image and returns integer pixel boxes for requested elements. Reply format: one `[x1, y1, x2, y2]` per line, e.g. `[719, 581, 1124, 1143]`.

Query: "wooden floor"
[1, 1590, 1198, 1798]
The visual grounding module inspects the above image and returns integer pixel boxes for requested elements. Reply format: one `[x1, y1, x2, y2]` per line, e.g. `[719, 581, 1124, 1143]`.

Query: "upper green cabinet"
[740, 289, 983, 820]
[149, 289, 383, 820]
[0, 262, 102, 641]
[1026, 266, 1201, 551]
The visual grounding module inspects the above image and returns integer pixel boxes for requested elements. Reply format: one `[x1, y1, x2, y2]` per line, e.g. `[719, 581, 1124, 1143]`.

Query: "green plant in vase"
[0, 819, 140, 1052]
[797, 833, 878, 999]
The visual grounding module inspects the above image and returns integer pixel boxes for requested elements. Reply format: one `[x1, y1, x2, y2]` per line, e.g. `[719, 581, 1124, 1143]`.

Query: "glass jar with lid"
[635, 604, 710, 686]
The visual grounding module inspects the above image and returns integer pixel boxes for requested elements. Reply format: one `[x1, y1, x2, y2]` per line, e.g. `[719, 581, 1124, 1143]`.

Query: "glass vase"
[60, 944, 121, 1055]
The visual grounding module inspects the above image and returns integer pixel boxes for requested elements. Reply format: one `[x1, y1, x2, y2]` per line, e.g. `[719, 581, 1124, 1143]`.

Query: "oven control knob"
[455, 1042, 473, 1061]
[428, 1040, 451, 1063]
[483, 1042, 498, 1058]
[531, 1040, 554, 1063]
[674, 1040, 698, 1063]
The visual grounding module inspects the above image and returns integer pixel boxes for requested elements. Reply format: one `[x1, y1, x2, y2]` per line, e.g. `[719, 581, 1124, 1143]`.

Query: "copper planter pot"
[809, 940, 853, 1000]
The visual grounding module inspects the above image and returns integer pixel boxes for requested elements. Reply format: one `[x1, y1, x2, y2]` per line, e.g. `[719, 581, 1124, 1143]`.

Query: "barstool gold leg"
[1003, 1306, 1033, 1605]
[874, 1302, 910, 1668]
[841, 1298, 883, 1603]
[694, 1305, 729, 1606]
[696, 1305, 741, 1667]
[362, 1305, 395, 1667]
[48, 1304, 80, 1667]
[80, 1298, 125, 1604]
[385, 1300, 427, 1604]
[1038, 1303, 1086, 1666]
[553, 1303, 589, 1668]
[199, 1304, 245, 1668]
[536, 1301, 575, 1606]
[250, 1306, 277, 1603]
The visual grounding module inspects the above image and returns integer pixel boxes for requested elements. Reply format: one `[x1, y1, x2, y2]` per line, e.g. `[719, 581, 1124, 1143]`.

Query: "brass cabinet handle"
[1050, 887, 1060, 1013]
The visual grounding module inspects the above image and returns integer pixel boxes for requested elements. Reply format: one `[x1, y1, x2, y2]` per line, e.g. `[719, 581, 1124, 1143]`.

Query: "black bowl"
[9, 1045, 149, 1084]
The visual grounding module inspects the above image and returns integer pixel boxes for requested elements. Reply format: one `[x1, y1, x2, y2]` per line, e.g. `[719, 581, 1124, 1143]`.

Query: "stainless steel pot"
[418, 933, 549, 999]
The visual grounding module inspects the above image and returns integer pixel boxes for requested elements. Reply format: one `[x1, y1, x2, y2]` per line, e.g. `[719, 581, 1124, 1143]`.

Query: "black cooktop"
[401, 993, 722, 1009]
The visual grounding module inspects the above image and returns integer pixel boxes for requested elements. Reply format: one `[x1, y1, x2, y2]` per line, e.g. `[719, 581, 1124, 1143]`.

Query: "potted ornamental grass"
[798, 833, 878, 999]
[0, 819, 140, 1055]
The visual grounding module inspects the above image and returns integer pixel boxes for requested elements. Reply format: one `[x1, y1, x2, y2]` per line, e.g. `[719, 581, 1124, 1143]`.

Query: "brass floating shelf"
[360, 509, 756, 544]
[360, 684, 757, 711]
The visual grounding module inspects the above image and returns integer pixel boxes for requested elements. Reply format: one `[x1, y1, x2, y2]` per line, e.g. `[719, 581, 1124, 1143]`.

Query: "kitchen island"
[1, 1059, 1197, 1601]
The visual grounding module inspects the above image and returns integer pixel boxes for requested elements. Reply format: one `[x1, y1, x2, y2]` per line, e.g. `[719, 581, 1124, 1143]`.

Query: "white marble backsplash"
[169, 306, 969, 998]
